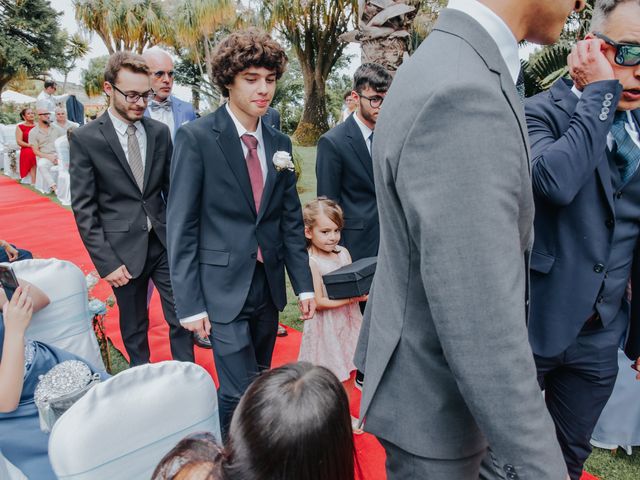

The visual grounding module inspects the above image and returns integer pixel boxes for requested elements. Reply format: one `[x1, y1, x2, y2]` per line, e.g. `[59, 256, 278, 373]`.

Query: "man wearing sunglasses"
[70, 51, 195, 367]
[525, 1, 640, 478]
[142, 48, 196, 141]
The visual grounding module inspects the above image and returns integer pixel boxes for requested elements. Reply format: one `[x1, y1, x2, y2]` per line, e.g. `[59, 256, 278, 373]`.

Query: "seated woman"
[0, 281, 106, 479]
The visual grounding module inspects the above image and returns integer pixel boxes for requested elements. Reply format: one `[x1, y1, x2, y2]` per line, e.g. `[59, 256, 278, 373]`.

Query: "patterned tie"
[612, 111, 640, 184]
[241, 134, 264, 262]
[516, 68, 526, 104]
[150, 99, 172, 112]
[126, 124, 145, 191]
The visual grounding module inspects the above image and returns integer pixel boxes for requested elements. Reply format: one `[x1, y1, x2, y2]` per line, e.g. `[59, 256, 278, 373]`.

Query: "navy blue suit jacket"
[167, 106, 313, 324]
[316, 114, 379, 261]
[526, 78, 640, 360]
[144, 95, 196, 140]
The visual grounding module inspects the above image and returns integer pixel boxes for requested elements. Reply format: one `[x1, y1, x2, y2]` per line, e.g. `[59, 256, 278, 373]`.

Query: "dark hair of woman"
[151, 432, 222, 480]
[221, 362, 356, 480]
[19, 108, 30, 121]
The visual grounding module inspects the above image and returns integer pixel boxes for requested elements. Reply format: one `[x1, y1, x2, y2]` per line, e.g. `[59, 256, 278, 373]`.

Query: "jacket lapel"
[213, 108, 257, 216]
[258, 122, 278, 222]
[98, 113, 139, 189]
[346, 116, 374, 184]
[141, 117, 155, 192]
[171, 96, 181, 128]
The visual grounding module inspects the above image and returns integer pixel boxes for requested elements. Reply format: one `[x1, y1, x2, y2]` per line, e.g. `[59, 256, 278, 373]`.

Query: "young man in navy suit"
[526, 1, 640, 477]
[167, 30, 315, 435]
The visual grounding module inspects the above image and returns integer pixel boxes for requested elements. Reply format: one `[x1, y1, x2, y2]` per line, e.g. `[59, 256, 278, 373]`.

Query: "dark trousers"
[534, 311, 627, 480]
[0, 245, 33, 263]
[112, 229, 194, 366]
[210, 262, 279, 437]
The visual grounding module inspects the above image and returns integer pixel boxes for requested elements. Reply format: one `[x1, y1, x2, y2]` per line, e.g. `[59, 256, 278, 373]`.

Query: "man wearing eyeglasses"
[525, 1, 640, 477]
[142, 48, 196, 141]
[70, 51, 194, 366]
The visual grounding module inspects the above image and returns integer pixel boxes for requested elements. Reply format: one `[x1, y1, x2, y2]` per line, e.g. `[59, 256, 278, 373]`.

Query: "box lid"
[322, 256, 377, 284]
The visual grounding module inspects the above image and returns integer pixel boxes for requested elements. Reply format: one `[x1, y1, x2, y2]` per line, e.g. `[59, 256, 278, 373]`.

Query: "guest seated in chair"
[0, 239, 32, 263]
[0, 281, 106, 479]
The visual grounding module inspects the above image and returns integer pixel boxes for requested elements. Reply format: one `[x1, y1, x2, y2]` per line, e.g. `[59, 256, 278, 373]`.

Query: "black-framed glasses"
[594, 32, 640, 67]
[109, 83, 154, 103]
[358, 93, 385, 108]
[153, 70, 174, 79]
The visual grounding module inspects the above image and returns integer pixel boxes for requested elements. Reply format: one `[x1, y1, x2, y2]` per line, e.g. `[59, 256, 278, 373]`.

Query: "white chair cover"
[1, 124, 20, 179]
[8, 258, 105, 370]
[48, 361, 221, 480]
[54, 136, 71, 205]
[0, 450, 28, 480]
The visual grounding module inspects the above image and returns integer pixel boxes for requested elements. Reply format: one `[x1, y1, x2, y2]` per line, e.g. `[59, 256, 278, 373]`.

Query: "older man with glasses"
[69, 51, 195, 366]
[142, 48, 196, 141]
[525, 0, 640, 477]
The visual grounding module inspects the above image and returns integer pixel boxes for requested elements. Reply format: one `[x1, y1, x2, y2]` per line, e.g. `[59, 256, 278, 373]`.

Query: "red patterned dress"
[18, 123, 36, 178]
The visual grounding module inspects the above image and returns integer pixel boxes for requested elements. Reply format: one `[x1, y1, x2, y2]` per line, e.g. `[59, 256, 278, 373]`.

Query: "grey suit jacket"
[354, 9, 566, 478]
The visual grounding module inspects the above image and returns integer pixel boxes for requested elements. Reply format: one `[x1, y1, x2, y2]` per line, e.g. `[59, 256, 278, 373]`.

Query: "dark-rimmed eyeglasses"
[594, 32, 640, 67]
[153, 70, 174, 79]
[110, 83, 154, 103]
[358, 93, 385, 108]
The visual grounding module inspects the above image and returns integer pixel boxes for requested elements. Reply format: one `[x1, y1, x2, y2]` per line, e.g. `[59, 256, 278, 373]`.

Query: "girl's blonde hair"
[303, 197, 344, 247]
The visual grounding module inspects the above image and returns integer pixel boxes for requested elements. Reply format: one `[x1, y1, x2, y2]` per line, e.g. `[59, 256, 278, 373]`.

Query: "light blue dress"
[0, 313, 105, 478]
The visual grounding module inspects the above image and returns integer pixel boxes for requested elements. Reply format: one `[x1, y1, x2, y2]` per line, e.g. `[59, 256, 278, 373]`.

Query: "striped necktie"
[611, 111, 640, 184]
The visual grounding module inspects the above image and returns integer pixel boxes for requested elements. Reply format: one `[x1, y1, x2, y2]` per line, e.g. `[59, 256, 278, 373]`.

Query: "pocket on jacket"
[343, 218, 365, 230]
[102, 221, 130, 232]
[530, 251, 556, 274]
[199, 249, 230, 266]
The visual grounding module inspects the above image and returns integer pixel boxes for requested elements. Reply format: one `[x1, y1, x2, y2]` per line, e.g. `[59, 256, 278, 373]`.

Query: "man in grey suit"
[354, 1, 585, 478]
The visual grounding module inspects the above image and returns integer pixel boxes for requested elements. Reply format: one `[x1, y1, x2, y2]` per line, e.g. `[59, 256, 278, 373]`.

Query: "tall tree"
[82, 55, 109, 97]
[0, 0, 66, 96]
[263, 0, 358, 146]
[60, 32, 90, 92]
[74, 0, 169, 54]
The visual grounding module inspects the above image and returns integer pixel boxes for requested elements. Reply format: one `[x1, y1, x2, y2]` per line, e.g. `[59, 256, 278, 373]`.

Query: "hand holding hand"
[299, 298, 316, 320]
[2, 286, 34, 338]
[568, 39, 615, 91]
[181, 315, 211, 338]
[103, 265, 132, 287]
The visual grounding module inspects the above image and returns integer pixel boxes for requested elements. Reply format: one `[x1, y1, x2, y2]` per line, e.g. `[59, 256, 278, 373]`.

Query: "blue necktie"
[611, 111, 640, 184]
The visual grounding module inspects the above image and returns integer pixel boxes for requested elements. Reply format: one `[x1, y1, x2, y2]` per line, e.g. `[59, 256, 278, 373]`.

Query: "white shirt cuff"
[299, 292, 315, 301]
[179, 311, 207, 325]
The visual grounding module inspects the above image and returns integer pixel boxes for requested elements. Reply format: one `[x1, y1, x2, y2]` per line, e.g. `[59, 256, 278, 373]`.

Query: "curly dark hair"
[211, 29, 288, 97]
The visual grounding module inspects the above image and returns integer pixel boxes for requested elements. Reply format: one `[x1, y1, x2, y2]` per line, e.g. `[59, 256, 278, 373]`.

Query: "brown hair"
[104, 51, 150, 85]
[211, 29, 288, 97]
[303, 197, 344, 247]
[151, 432, 222, 480]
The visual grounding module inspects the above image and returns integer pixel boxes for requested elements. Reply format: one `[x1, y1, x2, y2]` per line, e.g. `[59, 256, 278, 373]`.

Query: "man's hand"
[299, 297, 316, 320]
[181, 315, 211, 338]
[632, 356, 640, 380]
[103, 265, 132, 287]
[568, 39, 615, 91]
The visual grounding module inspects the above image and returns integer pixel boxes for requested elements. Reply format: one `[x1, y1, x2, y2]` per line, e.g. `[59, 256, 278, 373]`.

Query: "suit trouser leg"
[146, 230, 194, 362]
[380, 438, 486, 480]
[535, 313, 626, 480]
[210, 263, 278, 437]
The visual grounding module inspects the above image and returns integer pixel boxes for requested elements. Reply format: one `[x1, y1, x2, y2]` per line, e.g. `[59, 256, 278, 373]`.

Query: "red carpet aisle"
[0, 176, 599, 480]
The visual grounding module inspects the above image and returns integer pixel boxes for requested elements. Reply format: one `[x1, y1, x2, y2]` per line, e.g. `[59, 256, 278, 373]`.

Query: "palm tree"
[61, 32, 90, 92]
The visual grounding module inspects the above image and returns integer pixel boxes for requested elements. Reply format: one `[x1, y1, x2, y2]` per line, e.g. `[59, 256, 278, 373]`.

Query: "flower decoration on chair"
[8, 149, 17, 174]
[272, 151, 295, 172]
[86, 271, 114, 372]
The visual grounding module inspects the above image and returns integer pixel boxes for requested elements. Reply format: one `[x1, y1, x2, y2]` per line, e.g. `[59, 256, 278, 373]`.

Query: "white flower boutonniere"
[272, 151, 295, 172]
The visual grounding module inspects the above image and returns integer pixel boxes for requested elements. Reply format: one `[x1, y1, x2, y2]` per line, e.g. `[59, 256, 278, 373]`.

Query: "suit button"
[594, 263, 605, 273]
[599, 113, 608, 121]
[598, 295, 605, 303]
[605, 92, 614, 100]
[142, 200, 147, 205]
[142, 225, 147, 231]
[603, 99, 612, 107]
[616, 191, 623, 199]
[601, 107, 610, 115]
[503, 464, 515, 473]
[605, 219, 614, 228]
[251, 253, 257, 259]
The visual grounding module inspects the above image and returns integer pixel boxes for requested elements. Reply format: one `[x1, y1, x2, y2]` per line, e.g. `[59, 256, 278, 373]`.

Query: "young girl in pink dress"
[298, 197, 366, 431]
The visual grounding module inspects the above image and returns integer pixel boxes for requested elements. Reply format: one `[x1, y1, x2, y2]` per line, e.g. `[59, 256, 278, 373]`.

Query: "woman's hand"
[2, 286, 33, 338]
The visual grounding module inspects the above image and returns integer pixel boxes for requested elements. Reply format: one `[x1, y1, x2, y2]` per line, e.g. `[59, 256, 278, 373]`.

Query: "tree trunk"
[293, 60, 329, 146]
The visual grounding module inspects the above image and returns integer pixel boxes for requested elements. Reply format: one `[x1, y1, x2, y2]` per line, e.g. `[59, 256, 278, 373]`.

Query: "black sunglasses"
[109, 83, 154, 103]
[594, 32, 640, 67]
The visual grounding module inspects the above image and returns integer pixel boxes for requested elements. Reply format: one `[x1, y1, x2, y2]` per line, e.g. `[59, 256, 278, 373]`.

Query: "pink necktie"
[241, 134, 264, 262]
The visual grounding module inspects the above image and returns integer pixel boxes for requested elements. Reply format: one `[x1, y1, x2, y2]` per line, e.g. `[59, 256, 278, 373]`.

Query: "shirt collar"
[352, 111, 374, 142]
[447, 0, 520, 83]
[108, 108, 143, 136]
[225, 102, 264, 146]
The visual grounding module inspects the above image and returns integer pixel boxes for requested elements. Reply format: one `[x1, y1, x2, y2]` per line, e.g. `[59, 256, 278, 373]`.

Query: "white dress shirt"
[447, 0, 520, 84]
[37, 91, 69, 114]
[148, 102, 175, 138]
[571, 86, 640, 150]
[352, 111, 374, 155]
[180, 105, 313, 326]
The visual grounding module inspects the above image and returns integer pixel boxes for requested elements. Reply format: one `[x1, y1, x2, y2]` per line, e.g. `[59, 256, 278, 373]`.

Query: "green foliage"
[82, 55, 109, 98]
[0, 0, 66, 93]
[272, 49, 304, 135]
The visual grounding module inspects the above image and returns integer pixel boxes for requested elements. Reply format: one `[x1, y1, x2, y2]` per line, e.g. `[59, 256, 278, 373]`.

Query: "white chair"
[7, 258, 105, 370]
[48, 361, 221, 480]
[1, 124, 20, 179]
[0, 450, 28, 480]
[54, 136, 71, 206]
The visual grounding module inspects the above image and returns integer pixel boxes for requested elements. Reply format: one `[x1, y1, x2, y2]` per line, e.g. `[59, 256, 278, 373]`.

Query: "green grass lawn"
[16, 145, 638, 479]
